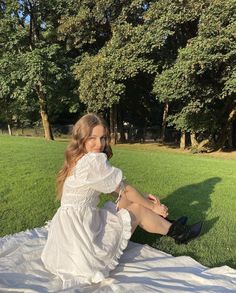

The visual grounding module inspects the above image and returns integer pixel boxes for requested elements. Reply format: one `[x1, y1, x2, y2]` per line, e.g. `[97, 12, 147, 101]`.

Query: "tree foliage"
[0, 0, 235, 149]
[153, 0, 236, 149]
[0, 0, 79, 138]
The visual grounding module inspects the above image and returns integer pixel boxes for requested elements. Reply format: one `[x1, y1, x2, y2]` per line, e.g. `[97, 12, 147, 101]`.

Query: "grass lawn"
[0, 135, 236, 269]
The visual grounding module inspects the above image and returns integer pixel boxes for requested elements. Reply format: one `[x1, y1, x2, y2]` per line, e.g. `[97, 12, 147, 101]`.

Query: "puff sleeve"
[86, 152, 123, 194]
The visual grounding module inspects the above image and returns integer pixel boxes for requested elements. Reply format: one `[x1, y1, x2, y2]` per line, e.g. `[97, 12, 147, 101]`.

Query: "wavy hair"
[56, 113, 112, 199]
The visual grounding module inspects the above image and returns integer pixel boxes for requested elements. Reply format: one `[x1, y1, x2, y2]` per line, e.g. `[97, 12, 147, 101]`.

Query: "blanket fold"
[0, 226, 235, 292]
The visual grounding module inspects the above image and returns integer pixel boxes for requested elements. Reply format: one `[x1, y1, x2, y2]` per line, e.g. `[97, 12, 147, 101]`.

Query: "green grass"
[0, 136, 236, 269]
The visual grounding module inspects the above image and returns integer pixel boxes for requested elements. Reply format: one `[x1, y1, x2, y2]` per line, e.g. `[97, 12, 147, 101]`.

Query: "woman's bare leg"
[117, 193, 171, 235]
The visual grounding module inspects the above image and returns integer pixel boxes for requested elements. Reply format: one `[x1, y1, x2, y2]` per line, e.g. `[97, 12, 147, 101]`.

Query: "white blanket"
[0, 226, 235, 293]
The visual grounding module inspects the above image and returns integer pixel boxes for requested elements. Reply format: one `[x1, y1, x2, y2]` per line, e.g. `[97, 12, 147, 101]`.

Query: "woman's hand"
[152, 203, 169, 218]
[147, 194, 169, 218]
[147, 194, 160, 205]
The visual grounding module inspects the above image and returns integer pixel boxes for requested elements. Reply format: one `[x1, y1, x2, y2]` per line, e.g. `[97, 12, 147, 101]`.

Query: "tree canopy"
[0, 0, 235, 150]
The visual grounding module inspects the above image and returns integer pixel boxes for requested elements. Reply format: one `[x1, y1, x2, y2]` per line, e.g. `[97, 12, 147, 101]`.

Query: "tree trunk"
[228, 121, 233, 149]
[198, 139, 209, 150]
[7, 124, 12, 136]
[109, 108, 114, 133]
[109, 107, 115, 144]
[190, 131, 198, 148]
[180, 130, 186, 149]
[35, 81, 54, 140]
[216, 107, 236, 150]
[110, 104, 118, 144]
[161, 101, 169, 142]
[117, 102, 125, 143]
[233, 119, 236, 148]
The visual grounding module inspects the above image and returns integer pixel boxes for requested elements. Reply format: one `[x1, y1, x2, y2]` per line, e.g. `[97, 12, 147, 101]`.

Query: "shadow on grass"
[131, 177, 221, 245]
[0, 187, 11, 202]
[214, 258, 236, 269]
[122, 141, 180, 150]
[163, 177, 221, 223]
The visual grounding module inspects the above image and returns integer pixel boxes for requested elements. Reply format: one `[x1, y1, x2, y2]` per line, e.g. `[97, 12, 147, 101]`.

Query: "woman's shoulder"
[84, 152, 107, 159]
[85, 152, 108, 165]
[76, 152, 107, 167]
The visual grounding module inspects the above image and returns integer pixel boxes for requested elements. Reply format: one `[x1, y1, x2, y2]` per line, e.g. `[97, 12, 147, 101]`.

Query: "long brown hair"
[56, 113, 112, 199]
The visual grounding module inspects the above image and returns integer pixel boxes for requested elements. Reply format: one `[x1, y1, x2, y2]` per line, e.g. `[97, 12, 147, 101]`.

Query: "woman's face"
[85, 125, 106, 153]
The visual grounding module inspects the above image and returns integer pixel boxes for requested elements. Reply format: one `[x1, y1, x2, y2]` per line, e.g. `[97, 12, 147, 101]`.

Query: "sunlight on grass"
[0, 136, 235, 269]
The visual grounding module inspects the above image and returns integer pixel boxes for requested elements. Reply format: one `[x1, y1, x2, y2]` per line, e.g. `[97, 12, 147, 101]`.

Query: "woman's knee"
[126, 203, 142, 220]
[129, 202, 141, 211]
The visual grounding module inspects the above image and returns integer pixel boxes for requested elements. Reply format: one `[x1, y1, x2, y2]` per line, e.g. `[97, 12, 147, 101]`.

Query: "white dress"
[41, 152, 132, 288]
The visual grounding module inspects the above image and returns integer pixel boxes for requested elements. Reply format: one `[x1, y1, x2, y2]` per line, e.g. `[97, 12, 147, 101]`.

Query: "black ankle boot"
[167, 216, 188, 225]
[167, 219, 203, 244]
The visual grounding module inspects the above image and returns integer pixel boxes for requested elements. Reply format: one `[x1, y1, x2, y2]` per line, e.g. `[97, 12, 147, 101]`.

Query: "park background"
[0, 0, 236, 270]
[0, 0, 235, 151]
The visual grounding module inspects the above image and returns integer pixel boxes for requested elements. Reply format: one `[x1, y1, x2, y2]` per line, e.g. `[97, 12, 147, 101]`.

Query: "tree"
[72, 0, 208, 141]
[0, 0, 78, 139]
[153, 0, 236, 150]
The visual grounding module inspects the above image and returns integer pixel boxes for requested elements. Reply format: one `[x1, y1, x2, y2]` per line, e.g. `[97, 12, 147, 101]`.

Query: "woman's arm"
[123, 184, 155, 210]
[116, 183, 168, 217]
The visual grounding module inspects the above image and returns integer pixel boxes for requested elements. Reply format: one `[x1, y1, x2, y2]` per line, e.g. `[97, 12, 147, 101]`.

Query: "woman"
[41, 113, 202, 288]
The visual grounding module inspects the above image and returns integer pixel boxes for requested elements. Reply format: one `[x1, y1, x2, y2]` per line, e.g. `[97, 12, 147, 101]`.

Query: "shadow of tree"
[131, 177, 221, 245]
[163, 177, 221, 223]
